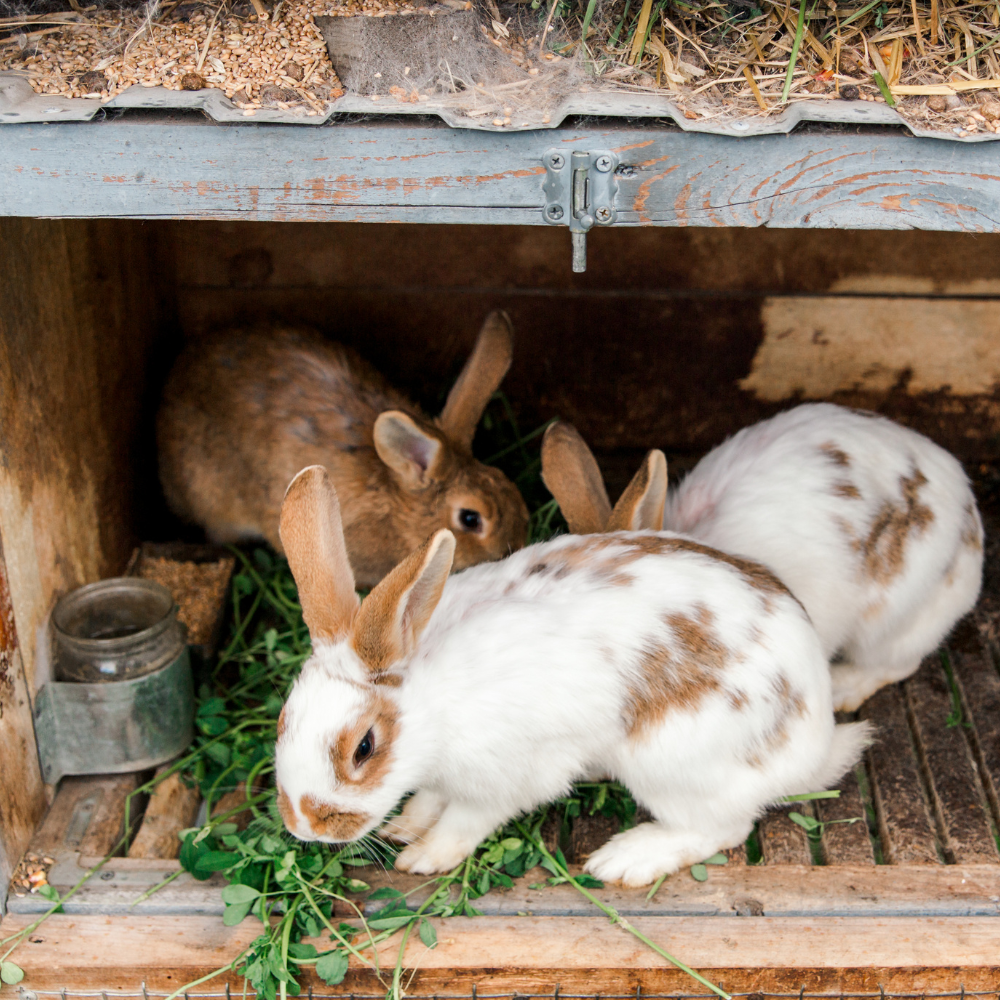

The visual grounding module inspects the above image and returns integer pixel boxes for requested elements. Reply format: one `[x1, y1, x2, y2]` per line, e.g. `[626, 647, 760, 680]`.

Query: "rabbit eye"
[458, 509, 482, 533]
[354, 729, 375, 767]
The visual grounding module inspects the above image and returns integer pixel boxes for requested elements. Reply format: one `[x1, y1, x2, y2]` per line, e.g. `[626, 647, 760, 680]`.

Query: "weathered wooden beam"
[1, 912, 998, 993]
[861, 684, 940, 864]
[905, 655, 999, 864]
[3, 117, 1000, 230]
[0, 535, 46, 916]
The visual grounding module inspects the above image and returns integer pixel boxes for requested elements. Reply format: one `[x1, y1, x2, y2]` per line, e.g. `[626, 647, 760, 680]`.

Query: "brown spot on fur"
[833, 481, 861, 500]
[300, 794, 370, 841]
[745, 675, 807, 768]
[331, 693, 399, 792]
[623, 604, 730, 738]
[819, 442, 851, 468]
[538, 535, 793, 602]
[857, 468, 934, 582]
[277, 706, 288, 742]
[277, 786, 294, 829]
[728, 689, 750, 712]
[961, 502, 983, 552]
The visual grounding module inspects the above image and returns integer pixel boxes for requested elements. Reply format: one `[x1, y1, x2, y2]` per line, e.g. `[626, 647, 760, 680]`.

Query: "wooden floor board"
[905, 657, 999, 865]
[948, 621, 1000, 833]
[127, 768, 201, 860]
[31, 774, 145, 860]
[1, 912, 999, 994]
[758, 804, 813, 866]
[860, 684, 940, 865]
[817, 771, 876, 866]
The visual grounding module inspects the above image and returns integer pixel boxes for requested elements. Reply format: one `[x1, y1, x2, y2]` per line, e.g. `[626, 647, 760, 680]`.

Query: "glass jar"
[52, 577, 187, 683]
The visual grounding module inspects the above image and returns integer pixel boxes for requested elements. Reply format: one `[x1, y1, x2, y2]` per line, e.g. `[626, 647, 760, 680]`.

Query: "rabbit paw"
[395, 838, 471, 875]
[584, 823, 723, 888]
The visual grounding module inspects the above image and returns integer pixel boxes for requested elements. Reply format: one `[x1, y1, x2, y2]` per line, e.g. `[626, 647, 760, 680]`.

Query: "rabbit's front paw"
[395, 838, 471, 875]
[584, 823, 725, 888]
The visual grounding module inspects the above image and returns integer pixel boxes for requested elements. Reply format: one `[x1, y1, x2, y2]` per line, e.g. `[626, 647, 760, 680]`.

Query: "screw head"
[594, 154, 613, 172]
[595, 206, 613, 223]
[546, 204, 564, 220]
[548, 152, 565, 169]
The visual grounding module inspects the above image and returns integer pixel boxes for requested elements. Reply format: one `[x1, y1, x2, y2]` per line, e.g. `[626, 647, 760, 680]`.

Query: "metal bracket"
[542, 148, 620, 273]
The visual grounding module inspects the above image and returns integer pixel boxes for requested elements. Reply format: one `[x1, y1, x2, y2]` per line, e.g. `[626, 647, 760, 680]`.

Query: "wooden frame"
[3, 121, 1000, 993]
[2, 118, 1000, 230]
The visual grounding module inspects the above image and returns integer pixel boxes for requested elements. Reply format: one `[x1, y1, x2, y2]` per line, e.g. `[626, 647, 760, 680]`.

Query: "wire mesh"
[12, 991, 1000, 1000]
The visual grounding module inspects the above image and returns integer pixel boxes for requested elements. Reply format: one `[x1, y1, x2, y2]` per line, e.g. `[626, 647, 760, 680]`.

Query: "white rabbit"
[665, 403, 983, 712]
[274, 465, 869, 886]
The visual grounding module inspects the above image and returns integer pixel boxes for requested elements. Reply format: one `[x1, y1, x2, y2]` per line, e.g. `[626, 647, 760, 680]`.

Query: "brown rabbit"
[540, 420, 667, 534]
[157, 312, 529, 588]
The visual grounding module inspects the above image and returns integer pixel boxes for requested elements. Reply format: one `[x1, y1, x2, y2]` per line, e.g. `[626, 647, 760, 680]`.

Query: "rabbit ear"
[374, 411, 443, 489]
[279, 466, 360, 642]
[606, 450, 668, 532]
[438, 311, 513, 449]
[352, 529, 456, 675]
[540, 421, 612, 534]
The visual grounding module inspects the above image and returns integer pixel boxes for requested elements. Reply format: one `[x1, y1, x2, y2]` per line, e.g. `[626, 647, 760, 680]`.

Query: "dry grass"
[2, 0, 999, 133]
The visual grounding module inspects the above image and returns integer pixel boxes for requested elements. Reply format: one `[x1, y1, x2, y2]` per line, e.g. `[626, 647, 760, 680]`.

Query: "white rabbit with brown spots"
[274, 465, 869, 887]
[666, 404, 983, 711]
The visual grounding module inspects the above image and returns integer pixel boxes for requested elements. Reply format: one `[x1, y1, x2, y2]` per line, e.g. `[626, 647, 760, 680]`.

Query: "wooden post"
[0, 218, 167, 909]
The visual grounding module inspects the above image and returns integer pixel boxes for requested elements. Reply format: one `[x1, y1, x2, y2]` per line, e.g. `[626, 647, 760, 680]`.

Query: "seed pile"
[0, 2, 357, 110]
[3, 0, 1000, 132]
[7, 853, 53, 900]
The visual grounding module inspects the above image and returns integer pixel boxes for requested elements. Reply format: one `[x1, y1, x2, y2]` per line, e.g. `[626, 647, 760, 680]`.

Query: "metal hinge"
[542, 149, 620, 273]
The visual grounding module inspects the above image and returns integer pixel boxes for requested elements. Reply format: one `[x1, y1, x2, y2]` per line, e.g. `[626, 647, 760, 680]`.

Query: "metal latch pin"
[542, 148, 620, 273]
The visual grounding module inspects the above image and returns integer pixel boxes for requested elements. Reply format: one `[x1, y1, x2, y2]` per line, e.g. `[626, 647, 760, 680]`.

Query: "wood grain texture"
[0, 218, 168, 687]
[948, 621, 1000, 833]
[6, 120, 1000, 232]
[817, 771, 876, 866]
[13, 855, 999, 918]
[758, 804, 813, 866]
[127, 769, 200, 860]
[0, 534, 46, 915]
[168, 226, 1000, 462]
[1, 912, 998, 993]
[31, 774, 142, 860]
[861, 684, 940, 865]
[905, 656, 999, 864]
[169, 221, 1000, 295]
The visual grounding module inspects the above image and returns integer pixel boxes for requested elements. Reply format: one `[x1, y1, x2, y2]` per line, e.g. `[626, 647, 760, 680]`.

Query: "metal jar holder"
[34, 578, 194, 786]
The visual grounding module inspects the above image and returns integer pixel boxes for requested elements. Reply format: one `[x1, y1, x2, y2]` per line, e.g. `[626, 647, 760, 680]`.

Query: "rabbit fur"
[274, 465, 869, 886]
[158, 312, 529, 589]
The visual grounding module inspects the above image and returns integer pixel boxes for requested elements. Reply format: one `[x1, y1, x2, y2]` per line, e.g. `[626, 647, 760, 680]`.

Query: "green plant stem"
[163, 961, 241, 1000]
[781, 0, 807, 104]
[781, 790, 841, 802]
[515, 821, 731, 1000]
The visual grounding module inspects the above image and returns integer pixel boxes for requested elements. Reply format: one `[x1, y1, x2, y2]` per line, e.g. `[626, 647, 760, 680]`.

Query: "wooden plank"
[0, 533, 46, 915]
[948, 620, 1000, 832]
[170, 220, 1000, 297]
[4, 119, 1000, 231]
[127, 769, 200, 860]
[905, 655, 999, 864]
[0, 218, 167, 688]
[31, 774, 143, 860]
[817, 770, 876, 865]
[758, 804, 813, 865]
[168, 224, 1000, 463]
[860, 683, 940, 864]
[1, 912, 998, 993]
[11, 856, 1000, 918]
